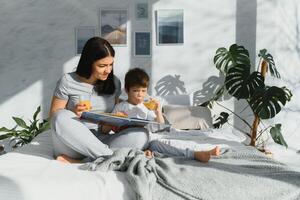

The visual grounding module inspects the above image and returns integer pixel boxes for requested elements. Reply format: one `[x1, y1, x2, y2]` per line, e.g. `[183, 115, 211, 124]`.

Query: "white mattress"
[0, 128, 248, 200]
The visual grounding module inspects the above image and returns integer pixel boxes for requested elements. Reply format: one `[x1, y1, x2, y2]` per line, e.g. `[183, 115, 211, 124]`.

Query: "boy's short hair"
[125, 68, 149, 91]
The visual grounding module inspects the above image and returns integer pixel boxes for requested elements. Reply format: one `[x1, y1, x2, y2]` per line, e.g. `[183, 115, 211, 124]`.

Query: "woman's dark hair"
[76, 37, 116, 95]
[125, 68, 149, 91]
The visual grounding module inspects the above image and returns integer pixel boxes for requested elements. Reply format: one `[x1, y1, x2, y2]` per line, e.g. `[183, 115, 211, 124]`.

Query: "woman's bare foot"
[209, 146, 220, 156]
[194, 151, 211, 163]
[144, 150, 153, 159]
[56, 154, 82, 164]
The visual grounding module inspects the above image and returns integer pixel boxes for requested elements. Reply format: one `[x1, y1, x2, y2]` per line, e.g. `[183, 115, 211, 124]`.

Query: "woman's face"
[91, 56, 114, 81]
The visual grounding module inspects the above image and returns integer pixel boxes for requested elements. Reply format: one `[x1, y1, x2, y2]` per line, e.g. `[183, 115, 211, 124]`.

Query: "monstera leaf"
[258, 49, 281, 78]
[249, 86, 292, 119]
[270, 124, 288, 148]
[214, 44, 250, 75]
[225, 65, 265, 99]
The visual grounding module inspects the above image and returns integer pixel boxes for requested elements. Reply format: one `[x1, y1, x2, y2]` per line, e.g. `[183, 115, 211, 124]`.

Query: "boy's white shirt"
[112, 101, 156, 121]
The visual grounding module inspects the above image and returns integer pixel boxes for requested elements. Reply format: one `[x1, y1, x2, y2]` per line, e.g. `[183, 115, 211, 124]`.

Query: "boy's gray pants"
[51, 109, 149, 160]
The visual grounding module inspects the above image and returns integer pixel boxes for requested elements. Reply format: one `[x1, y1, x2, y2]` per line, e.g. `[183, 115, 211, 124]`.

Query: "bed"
[0, 96, 300, 200]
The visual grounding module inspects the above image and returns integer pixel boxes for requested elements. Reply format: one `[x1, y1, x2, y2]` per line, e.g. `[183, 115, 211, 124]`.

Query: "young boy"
[112, 68, 220, 162]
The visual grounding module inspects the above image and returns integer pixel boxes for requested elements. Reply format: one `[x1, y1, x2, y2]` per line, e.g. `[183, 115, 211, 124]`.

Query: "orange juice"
[79, 95, 91, 111]
[143, 100, 157, 110]
[79, 100, 91, 111]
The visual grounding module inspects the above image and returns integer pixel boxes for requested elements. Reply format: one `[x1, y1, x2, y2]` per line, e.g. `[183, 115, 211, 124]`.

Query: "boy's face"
[127, 86, 148, 105]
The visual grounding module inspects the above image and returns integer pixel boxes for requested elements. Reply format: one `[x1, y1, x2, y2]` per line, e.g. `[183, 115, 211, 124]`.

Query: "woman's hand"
[74, 103, 90, 117]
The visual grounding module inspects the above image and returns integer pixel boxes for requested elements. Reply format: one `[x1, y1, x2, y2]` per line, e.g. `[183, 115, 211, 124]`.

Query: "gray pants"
[51, 110, 149, 160]
[148, 140, 194, 159]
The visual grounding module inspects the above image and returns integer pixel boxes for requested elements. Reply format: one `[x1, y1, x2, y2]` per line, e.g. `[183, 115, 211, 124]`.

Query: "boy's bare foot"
[209, 146, 220, 156]
[194, 151, 211, 163]
[56, 154, 82, 164]
[194, 146, 220, 163]
[144, 150, 153, 159]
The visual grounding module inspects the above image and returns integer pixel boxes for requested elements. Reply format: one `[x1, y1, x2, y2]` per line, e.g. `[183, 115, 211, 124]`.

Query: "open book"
[81, 111, 168, 127]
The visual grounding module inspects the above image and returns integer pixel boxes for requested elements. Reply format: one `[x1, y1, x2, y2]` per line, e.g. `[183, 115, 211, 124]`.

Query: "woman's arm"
[49, 96, 87, 118]
[49, 96, 68, 118]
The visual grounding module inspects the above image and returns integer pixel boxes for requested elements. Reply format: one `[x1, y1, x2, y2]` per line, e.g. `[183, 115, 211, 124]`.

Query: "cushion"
[162, 105, 213, 130]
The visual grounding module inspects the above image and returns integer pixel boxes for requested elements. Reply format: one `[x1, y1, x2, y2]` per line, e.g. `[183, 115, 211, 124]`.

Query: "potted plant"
[203, 44, 292, 148]
[0, 106, 50, 150]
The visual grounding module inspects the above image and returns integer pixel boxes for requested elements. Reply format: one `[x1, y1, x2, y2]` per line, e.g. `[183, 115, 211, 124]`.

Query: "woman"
[49, 37, 149, 163]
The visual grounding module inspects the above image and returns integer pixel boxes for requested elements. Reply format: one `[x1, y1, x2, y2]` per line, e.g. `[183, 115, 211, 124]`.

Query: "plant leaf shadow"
[192, 73, 230, 106]
[154, 75, 187, 96]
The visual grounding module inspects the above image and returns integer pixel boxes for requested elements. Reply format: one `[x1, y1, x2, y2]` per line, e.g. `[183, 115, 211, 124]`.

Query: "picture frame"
[134, 32, 151, 57]
[156, 9, 184, 45]
[99, 8, 128, 46]
[75, 26, 96, 54]
[135, 2, 148, 20]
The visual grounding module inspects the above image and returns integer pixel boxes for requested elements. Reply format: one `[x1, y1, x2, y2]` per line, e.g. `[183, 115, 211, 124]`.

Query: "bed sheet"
[0, 130, 135, 200]
[0, 127, 280, 200]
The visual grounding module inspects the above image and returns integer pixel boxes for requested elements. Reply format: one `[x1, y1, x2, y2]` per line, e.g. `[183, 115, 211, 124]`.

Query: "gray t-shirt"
[54, 72, 121, 129]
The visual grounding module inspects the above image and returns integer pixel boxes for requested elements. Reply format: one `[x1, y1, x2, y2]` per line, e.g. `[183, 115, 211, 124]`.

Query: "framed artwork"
[75, 26, 96, 54]
[99, 9, 127, 46]
[134, 32, 151, 57]
[156, 9, 184, 45]
[135, 2, 148, 20]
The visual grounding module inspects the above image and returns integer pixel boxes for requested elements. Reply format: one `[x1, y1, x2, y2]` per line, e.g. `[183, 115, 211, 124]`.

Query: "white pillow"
[163, 105, 213, 130]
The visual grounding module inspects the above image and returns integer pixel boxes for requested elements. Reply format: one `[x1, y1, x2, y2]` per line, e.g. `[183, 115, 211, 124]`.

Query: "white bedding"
[0, 128, 272, 200]
[0, 130, 135, 200]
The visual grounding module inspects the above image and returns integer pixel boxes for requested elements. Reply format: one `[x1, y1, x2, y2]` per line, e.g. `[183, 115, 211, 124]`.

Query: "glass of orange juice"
[143, 98, 157, 110]
[79, 95, 91, 111]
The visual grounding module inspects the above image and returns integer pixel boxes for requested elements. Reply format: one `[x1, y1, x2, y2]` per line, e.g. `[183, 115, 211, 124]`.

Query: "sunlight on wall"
[63, 56, 80, 73]
[0, 81, 43, 128]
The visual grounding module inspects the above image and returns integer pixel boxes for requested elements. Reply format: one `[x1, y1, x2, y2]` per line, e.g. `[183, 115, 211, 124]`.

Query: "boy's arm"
[152, 99, 165, 123]
[155, 109, 165, 123]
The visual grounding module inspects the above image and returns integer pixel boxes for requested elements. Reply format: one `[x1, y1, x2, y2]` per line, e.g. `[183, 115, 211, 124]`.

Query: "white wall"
[0, 0, 299, 152]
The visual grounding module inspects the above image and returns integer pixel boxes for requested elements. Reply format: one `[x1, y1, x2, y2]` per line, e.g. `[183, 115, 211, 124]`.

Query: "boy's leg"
[148, 140, 194, 158]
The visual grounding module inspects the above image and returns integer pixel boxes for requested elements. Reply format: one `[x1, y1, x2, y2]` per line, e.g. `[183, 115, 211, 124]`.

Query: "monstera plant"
[204, 44, 292, 148]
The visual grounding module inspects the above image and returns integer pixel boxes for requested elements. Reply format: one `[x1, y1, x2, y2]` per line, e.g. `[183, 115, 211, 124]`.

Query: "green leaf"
[214, 44, 250, 75]
[12, 117, 28, 129]
[0, 127, 13, 132]
[270, 124, 288, 148]
[250, 86, 292, 119]
[33, 106, 41, 121]
[258, 49, 281, 78]
[225, 66, 265, 99]
[213, 112, 229, 128]
[0, 132, 14, 140]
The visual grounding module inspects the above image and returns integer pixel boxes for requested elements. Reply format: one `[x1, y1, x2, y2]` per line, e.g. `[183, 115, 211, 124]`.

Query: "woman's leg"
[51, 110, 113, 160]
[101, 127, 149, 150]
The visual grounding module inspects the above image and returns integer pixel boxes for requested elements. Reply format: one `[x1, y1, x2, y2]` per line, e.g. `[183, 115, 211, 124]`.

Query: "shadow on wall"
[192, 74, 226, 106]
[154, 75, 187, 96]
[154, 73, 230, 106]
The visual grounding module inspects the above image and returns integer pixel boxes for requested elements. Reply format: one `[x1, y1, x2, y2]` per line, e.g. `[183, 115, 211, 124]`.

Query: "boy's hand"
[111, 126, 128, 133]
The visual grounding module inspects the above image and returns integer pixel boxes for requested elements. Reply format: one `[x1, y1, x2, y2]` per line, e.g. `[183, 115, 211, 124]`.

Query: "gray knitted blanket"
[80, 147, 300, 200]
